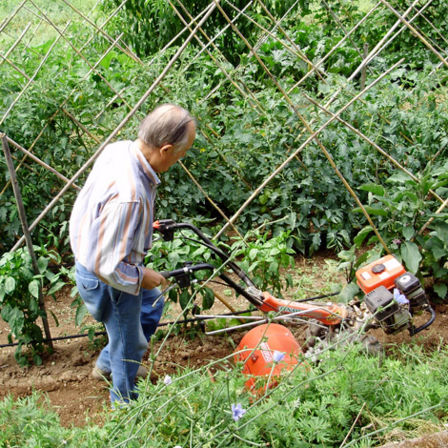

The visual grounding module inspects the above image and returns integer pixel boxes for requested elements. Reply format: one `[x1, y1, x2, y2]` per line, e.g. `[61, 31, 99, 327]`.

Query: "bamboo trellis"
[0, 0, 447, 257]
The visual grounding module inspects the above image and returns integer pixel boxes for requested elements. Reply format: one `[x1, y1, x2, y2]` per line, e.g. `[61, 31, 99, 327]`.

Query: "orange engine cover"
[356, 255, 406, 294]
[234, 323, 303, 392]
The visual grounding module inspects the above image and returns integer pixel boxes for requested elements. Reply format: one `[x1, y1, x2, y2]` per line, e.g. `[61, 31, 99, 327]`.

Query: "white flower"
[164, 375, 172, 385]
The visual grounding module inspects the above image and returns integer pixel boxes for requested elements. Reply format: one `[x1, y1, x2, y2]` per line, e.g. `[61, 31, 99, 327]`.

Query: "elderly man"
[69, 104, 196, 404]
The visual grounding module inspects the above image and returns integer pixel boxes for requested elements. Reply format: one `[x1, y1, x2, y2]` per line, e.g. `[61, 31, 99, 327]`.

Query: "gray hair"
[138, 104, 195, 153]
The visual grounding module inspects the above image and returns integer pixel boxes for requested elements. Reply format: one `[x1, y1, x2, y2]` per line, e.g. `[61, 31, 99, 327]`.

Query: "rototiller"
[153, 220, 435, 391]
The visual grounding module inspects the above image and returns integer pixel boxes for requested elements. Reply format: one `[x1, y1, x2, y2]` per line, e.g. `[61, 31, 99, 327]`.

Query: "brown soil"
[1, 255, 447, 430]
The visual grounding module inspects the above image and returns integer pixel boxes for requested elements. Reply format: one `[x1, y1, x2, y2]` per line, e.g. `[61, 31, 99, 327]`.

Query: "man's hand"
[141, 267, 168, 290]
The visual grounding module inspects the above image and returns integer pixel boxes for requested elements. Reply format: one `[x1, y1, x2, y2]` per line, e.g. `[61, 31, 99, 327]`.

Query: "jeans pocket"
[76, 273, 105, 321]
[79, 276, 99, 291]
[111, 288, 123, 305]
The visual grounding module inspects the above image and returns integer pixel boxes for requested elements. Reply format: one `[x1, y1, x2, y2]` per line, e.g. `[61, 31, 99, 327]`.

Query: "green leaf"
[268, 261, 279, 274]
[359, 183, 385, 196]
[249, 248, 259, 261]
[28, 280, 40, 299]
[2, 306, 24, 334]
[201, 287, 214, 311]
[179, 290, 190, 310]
[49, 310, 60, 327]
[425, 237, 445, 261]
[402, 226, 415, 241]
[4, 277, 15, 294]
[75, 303, 88, 327]
[352, 206, 388, 216]
[354, 227, 373, 248]
[339, 283, 360, 303]
[435, 222, 448, 243]
[37, 256, 48, 273]
[99, 50, 116, 70]
[434, 283, 447, 299]
[48, 281, 65, 296]
[400, 242, 422, 274]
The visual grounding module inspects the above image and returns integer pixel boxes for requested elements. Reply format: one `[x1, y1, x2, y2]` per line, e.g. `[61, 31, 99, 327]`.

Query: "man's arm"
[93, 200, 166, 294]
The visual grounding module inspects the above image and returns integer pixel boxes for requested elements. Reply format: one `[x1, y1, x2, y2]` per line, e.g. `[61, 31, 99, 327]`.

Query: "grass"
[1, 343, 447, 447]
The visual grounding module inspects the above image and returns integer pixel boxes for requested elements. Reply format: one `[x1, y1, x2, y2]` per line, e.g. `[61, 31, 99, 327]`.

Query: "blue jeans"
[75, 262, 164, 403]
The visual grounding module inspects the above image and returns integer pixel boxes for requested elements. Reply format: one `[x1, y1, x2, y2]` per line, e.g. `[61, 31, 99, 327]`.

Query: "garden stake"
[0, 22, 69, 126]
[301, 93, 444, 205]
[380, 0, 448, 69]
[11, 0, 219, 252]
[1, 134, 53, 349]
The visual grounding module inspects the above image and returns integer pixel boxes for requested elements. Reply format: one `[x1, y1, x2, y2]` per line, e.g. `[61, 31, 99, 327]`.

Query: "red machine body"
[234, 323, 303, 392]
[356, 254, 406, 294]
[153, 221, 435, 392]
[260, 292, 348, 325]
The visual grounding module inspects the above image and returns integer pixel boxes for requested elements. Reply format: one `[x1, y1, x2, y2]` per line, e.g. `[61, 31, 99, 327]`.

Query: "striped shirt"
[69, 140, 160, 295]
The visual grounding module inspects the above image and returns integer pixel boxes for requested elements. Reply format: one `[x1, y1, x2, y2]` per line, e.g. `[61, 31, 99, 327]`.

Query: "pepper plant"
[0, 246, 66, 366]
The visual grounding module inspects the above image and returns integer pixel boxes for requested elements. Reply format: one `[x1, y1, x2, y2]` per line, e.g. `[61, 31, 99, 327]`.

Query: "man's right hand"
[141, 267, 168, 290]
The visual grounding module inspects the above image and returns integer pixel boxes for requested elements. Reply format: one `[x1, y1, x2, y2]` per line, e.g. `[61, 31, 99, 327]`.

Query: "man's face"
[157, 121, 196, 173]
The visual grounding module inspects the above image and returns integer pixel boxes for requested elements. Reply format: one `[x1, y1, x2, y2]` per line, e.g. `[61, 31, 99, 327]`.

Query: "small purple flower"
[273, 350, 285, 363]
[393, 288, 409, 305]
[164, 375, 172, 385]
[392, 238, 402, 246]
[231, 403, 246, 421]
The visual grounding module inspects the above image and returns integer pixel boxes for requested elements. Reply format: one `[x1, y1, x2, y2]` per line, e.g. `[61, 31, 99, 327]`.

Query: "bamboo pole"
[0, 53, 31, 80]
[213, 289, 237, 313]
[379, 0, 448, 68]
[420, 11, 448, 48]
[1, 134, 53, 349]
[27, 0, 133, 111]
[419, 198, 448, 235]
[0, 0, 27, 34]
[179, 160, 245, 240]
[170, 0, 265, 113]
[360, 43, 368, 91]
[0, 22, 32, 69]
[301, 93, 444, 205]
[0, 22, 70, 126]
[11, 0, 220, 252]
[3, 136, 81, 192]
[59, 0, 142, 64]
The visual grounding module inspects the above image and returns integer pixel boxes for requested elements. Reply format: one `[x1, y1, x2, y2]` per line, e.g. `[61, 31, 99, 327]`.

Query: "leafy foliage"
[2, 343, 448, 446]
[146, 225, 295, 314]
[101, 0, 306, 63]
[1, 0, 448, 367]
[0, 246, 66, 365]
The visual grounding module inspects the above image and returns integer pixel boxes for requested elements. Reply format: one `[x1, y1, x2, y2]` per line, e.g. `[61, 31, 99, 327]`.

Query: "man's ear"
[160, 144, 174, 156]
